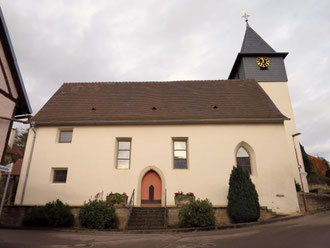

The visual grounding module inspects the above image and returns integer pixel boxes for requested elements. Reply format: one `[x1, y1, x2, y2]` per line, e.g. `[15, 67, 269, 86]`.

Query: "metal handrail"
[125, 189, 135, 229]
[164, 188, 167, 228]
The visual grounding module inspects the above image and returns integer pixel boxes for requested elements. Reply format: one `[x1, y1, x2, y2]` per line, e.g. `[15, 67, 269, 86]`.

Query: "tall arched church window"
[236, 147, 251, 174]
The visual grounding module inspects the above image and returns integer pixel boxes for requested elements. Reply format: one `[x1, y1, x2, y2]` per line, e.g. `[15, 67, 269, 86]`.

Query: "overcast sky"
[1, 0, 329, 160]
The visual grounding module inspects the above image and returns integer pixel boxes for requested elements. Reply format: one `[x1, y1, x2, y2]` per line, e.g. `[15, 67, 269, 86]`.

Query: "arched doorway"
[141, 170, 161, 207]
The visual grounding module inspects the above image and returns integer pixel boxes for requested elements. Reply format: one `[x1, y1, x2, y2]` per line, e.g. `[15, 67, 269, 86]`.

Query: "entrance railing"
[164, 188, 167, 228]
[125, 188, 135, 230]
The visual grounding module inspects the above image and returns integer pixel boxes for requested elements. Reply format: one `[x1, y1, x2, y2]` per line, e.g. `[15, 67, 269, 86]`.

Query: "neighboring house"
[15, 23, 307, 215]
[0, 8, 31, 164]
[1, 156, 23, 205]
[0, 128, 25, 205]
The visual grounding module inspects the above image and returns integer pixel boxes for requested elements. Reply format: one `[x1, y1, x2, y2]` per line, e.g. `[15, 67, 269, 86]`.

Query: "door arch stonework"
[137, 166, 166, 207]
[141, 170, 161, 206]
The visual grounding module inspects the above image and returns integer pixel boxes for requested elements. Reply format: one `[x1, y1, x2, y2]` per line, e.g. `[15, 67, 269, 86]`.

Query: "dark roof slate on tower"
[32, 79, 288, 125]
[229, 24, 288, 79]
[240, 25, 276, 53]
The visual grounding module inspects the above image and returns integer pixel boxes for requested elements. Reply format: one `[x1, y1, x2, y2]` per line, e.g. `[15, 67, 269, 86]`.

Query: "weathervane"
[241, 10, 250, 24]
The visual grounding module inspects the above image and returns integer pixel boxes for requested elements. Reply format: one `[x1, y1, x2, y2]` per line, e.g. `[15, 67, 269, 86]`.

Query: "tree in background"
[309, 156, 327, 176]
[300, 144, 312, 175]
[14, 129, 28, 149]
[321, 158, 330, 178]
[3, 128, 28, 164]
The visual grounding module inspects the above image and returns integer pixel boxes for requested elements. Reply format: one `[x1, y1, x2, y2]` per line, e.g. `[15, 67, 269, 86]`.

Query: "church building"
[14, 22, 308, 215]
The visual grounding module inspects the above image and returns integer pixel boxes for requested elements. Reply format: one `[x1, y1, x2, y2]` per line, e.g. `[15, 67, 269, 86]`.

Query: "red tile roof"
[33, 79, 288, 125]
[3, 158, 22, 175]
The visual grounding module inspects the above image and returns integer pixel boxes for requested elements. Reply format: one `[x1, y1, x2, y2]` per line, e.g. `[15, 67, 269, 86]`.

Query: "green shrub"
[308, 172, 330, 186]
[79, 200, 117, 229]
[179, 199, 215, 227]
[227, 165, 260, 223]
[23, 199, 74, 227]
[23, 207, 49, 227]
[44, 200, 74, 227]
[295, 180, 301, 192]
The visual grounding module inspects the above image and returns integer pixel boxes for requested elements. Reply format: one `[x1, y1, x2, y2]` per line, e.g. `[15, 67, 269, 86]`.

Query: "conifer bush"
[79, 200, 117, 229]
[178, 199, 215, 227]
[23, 199, 74, 227]
[227, 165, 260, 223]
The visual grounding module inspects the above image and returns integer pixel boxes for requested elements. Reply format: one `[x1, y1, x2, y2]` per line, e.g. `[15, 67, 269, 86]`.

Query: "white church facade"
[15, 24, 308, 215]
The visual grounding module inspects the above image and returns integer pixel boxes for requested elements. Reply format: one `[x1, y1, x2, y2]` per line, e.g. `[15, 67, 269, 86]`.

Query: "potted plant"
[174, 191, 195, 207]
[106, 192, 128, 207]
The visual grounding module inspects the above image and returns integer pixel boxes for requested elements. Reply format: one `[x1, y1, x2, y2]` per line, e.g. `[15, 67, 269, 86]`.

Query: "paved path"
[0, 211, 329, 248]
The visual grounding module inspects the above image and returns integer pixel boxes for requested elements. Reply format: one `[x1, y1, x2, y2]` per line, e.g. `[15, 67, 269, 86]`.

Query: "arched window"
[236, 147, 251, 174]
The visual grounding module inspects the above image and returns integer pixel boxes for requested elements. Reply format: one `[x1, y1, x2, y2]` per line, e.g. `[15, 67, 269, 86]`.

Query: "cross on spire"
[241, 10, 250, 24]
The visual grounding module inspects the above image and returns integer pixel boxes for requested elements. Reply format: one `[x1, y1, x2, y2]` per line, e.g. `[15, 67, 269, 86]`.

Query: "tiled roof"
[3, 158, 22, 175]
[33, 79, 288, 124]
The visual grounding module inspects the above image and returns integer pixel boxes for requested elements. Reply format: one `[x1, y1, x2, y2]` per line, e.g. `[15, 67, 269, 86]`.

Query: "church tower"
[229, 22, 309, 192]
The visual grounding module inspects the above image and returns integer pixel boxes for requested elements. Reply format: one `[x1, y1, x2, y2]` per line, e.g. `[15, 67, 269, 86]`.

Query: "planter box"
[106, 194, 128, 207]
[175, 195, 195, 207]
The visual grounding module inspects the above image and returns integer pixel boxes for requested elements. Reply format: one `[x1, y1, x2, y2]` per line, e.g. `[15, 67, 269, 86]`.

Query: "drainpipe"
[20, 121, 37, 205]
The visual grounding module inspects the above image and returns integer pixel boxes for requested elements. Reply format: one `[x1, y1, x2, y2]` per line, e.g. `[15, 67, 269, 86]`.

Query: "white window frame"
[116, 138, 132, 169]
[172, 138, 188, 170]
[51, 168, 68, 183]
[58, 129, 73, 143]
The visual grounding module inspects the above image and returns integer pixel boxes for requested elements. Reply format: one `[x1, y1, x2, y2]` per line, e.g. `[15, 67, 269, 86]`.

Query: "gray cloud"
[1, 0, 329, 160]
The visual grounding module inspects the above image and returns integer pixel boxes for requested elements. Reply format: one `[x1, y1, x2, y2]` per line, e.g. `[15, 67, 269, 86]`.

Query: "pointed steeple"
[240, 25, 276, 53]
[228, 23, 288, 81]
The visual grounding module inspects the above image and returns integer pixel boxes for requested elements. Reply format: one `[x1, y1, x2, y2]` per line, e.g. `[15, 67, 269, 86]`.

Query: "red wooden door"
[141, 170, 161, 206]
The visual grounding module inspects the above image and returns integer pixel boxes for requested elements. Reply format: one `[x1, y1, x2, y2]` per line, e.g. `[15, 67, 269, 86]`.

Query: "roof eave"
[33, 117, 289, 127]
[0, 8, 32, 115]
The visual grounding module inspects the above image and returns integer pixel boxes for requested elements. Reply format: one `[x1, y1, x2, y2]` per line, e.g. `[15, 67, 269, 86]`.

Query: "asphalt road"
[0, 211, 329, 248]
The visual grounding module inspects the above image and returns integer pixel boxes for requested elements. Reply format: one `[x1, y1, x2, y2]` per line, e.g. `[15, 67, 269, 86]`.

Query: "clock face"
[256, 57, 270, 68]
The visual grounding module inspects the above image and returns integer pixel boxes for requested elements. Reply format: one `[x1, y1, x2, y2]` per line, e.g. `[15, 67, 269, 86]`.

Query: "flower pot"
[106, 194, 128, 207]
[175, 195, 195, 207]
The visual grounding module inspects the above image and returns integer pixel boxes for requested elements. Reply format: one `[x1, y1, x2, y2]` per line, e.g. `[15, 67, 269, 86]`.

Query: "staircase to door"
[127, 207, 166, 230]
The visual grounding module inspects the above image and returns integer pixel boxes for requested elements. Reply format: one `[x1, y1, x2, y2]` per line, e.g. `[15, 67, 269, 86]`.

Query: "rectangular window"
[53, 169, 68, 183]
[116, 139, 131, 169]
[59, 130, 73, 143]
[173, 139, 187, 169]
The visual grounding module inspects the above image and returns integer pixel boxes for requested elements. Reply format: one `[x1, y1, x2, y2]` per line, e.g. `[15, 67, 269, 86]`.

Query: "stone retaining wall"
[298, 192, 330, 213]
[167, 206, 275, 228]
[0, 205, 275, 229]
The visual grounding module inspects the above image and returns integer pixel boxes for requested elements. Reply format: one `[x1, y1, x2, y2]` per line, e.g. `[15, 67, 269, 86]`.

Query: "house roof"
[3, 158, 23, 176]
[0, 8, 31, 116]
[33, 79, 288, 125]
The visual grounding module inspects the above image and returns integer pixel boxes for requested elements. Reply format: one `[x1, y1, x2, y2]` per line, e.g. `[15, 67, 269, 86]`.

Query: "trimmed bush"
[227, 165, 260, 223]
[295, 180, 302, 192]
[23, 199, 74, 227]
[179, 199, 215, 227]
[79, 200, 117, 229]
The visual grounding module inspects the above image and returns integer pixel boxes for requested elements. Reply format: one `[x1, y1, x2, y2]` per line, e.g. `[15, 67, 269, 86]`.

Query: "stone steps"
[127, 207, 165, 230]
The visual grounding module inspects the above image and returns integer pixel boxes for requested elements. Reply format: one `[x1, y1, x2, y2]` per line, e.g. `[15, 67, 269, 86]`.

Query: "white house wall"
[259, 82, 309, 192]
[15, 123, 300, 214]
